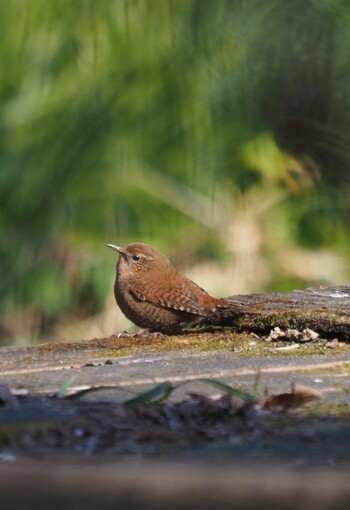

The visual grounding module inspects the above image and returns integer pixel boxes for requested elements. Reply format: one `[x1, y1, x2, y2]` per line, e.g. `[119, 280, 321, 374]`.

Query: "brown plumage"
[107, 242, 242, 334]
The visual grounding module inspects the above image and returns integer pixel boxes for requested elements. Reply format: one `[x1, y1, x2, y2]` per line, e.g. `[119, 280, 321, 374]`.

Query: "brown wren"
[107, 242, 242, 334]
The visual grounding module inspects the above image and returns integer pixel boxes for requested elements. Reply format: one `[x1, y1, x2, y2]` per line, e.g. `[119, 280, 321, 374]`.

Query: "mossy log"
[215, 285, 350, 339]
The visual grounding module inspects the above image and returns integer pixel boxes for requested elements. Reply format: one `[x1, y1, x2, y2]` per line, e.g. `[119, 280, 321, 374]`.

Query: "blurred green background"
[1, 0, 350, 345]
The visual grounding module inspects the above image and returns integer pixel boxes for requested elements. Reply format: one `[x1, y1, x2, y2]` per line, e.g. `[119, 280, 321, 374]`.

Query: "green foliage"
[58, 376, 257, 405]
[1, 0, 350, 343]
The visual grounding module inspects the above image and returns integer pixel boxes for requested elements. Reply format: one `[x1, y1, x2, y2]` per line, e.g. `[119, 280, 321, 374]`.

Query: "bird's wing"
[130, 278, 210, 316]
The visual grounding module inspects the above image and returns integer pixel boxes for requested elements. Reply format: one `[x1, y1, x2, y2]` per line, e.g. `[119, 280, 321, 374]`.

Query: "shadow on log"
[213, 285, 350, 340]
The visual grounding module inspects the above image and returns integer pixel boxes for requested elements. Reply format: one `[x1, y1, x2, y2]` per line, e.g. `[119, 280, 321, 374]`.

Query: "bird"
[106, 242, 243, 334]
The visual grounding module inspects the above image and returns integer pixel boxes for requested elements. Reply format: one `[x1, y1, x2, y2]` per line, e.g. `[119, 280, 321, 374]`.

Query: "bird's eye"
[132, 254, 140, 261]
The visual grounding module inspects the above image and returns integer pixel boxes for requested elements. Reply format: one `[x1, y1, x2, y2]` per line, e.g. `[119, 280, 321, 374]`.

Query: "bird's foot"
[140, 329, 164, 338]
[109, 329, 164, 339]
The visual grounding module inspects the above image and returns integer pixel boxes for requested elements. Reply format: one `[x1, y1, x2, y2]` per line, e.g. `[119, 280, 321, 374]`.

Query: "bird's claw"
[110, 329, 164, 339]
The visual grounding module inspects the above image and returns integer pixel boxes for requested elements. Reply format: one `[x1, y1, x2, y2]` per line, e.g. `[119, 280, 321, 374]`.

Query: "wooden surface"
[0, 284, 350, 509]
[1, 342, 350, 402]
[219, 285, 350, 338]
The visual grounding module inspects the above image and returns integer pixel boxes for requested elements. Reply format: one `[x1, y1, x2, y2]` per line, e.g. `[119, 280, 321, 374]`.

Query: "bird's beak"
[106, 244, 124, 254]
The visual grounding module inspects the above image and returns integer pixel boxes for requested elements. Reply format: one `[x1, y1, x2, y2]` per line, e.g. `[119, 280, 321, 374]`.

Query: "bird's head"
[106, 242, 171, 279]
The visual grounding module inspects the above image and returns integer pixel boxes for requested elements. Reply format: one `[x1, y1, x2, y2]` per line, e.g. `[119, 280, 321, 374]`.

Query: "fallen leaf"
[262, 384, 322, 412]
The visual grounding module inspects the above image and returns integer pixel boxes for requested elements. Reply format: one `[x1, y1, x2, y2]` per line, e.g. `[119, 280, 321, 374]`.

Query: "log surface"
[0, 285, 350, 507]
[219, 285, 350, 338]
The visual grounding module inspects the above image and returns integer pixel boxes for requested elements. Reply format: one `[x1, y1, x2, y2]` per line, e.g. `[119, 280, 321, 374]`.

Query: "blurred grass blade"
[62, 385, 137, 400]
[58, 374, 79, 398]
[124, 382, 175, 407]
[196, 378, 258, 402]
